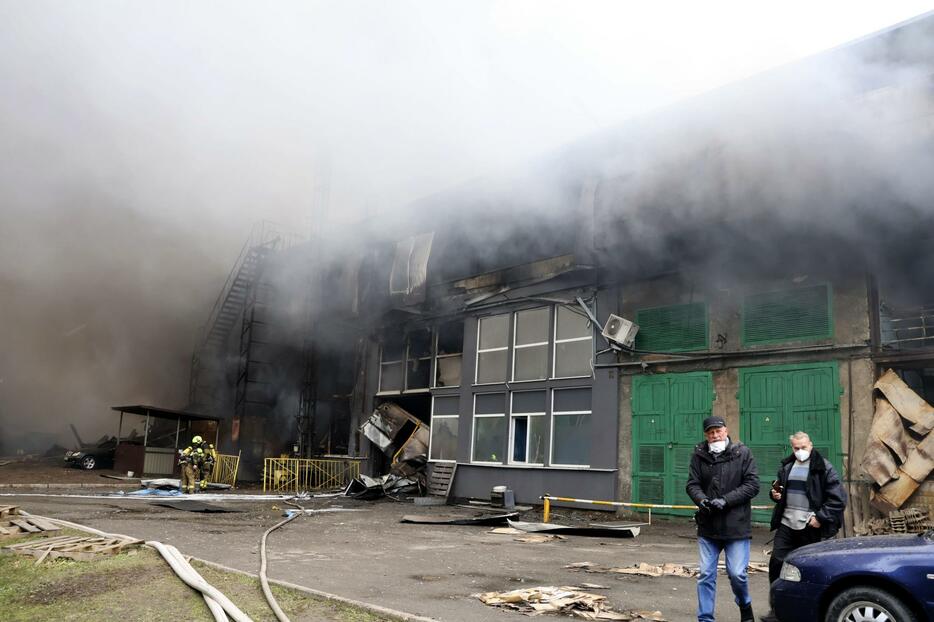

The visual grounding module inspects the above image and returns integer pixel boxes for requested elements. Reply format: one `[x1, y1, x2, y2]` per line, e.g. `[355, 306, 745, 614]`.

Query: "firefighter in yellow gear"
[181, 435, 218, 490]
[179, 447, 203, 494]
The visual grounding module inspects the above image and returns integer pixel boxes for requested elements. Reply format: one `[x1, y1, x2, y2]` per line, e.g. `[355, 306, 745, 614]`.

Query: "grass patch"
[0, 532, 390, 621]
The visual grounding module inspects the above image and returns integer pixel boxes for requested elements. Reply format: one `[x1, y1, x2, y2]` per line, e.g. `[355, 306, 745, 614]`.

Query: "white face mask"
[794, 449, 811, 462]
[708, 440, 727, 454]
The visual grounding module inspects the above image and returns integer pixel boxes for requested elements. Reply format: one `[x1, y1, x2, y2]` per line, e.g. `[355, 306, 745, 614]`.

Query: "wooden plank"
[0, 506, 19, 517]
[24, 517, 61, 532]
[8, 519, 40, 533]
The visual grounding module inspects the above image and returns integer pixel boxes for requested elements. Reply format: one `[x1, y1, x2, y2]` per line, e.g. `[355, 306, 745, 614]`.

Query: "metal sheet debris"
[873, 369, 934, 435]
[565, 561, 768, 577]
[140, 478, 232, 490]
[508, 519, 640, 538]
[401, 511, 519, 526]
[473, 585, 666, 620]
[148, 500, 242, 513]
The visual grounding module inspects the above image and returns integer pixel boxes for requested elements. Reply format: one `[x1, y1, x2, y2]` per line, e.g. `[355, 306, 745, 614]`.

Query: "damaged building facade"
[189, 13, 934, 527]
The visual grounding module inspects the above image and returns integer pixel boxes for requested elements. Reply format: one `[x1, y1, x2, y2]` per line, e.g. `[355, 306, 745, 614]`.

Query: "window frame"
[549, 388, 592, 468]
[470, 392, 507, 465]
[552, 304, 595, 380]
[431, 320, 464, 389]
[511, 306, 551, 383]
[508, 391, 547, 466]
[428, 394, 459, 463]
[475, 314, 510, 386]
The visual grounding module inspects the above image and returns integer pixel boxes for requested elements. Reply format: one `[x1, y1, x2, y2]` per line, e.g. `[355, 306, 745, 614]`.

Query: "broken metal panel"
[874, 368, 934, 435]
[507, 519, 640, 538]
[400, 512, 519, 526]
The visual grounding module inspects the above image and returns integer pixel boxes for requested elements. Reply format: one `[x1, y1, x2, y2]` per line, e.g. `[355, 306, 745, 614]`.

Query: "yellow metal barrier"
[541, 495, 771, 524]
[263, 457, 362, 494]
[210, 452, 241, 487]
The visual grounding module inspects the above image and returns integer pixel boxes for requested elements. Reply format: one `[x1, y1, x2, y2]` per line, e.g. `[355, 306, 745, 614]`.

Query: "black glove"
[699, 499, 712, 512]
[709, 498, 727, 511]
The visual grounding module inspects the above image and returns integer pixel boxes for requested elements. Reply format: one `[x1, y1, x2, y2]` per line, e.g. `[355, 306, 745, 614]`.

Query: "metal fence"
[210, 452, 241, 487]
[881, 303, 934, 349]
[263, 457, 362, 493]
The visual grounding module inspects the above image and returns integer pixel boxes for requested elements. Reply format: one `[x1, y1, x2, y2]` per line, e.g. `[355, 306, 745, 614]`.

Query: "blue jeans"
[697, 536, 751, 622]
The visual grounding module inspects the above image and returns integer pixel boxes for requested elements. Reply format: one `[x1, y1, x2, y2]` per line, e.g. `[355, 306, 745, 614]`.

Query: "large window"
[510, 391, 547, 465]
[429, 395, 459, 462]
[379, 323, 464, 393]
[554, 305, 593, 378]
[472, 393, 506, 463]
[476, 315, 509, 384]
[513, 307, 550, 381]
[551, 388, 591, 466]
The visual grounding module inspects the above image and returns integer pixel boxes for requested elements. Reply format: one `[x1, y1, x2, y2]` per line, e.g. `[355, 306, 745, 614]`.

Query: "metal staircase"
[188, 222, 302, 412]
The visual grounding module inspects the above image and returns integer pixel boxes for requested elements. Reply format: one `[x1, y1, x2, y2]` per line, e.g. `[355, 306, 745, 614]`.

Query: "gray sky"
[0, 1, 930, 447]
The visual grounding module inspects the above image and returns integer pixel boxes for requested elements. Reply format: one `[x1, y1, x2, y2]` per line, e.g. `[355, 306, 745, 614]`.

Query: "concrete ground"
[0, 486, 774, 621]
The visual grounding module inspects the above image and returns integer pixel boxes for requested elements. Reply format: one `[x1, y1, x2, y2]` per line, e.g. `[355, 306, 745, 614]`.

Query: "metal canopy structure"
[111, 404, 221, 475]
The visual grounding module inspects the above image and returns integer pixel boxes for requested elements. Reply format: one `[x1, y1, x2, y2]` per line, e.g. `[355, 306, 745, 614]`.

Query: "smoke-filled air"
[0, 1, 931, 452]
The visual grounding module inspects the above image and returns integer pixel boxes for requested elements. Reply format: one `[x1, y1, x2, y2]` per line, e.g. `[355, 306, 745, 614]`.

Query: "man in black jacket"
[765, 432, 847, 597]
[686, 416, 760, 622]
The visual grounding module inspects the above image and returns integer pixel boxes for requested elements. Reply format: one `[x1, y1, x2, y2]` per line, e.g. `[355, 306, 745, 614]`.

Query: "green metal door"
[632, 372, 714, 514]
[739, 363, 843, 520]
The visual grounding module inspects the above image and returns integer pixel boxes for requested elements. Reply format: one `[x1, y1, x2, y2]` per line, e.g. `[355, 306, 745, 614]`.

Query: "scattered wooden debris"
[0, 506, 62, 539]
[564, 561, 768, 577]
[473, 586, 666, 620]
[4, 534, 141, 562]
[857, 507, 934, 535]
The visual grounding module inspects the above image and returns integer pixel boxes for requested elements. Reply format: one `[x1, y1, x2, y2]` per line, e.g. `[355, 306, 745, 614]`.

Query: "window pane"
[553, 414, 590, 465]
[475, 392, 506, 415]
[380, 362, 403, 392]
[515, 307, 550, 346]
[406, 358, 430, 390]
[473, 416, 505, 462]
[430, 417, 458, 461]
[477, 350, 507, 384]
[514, 344, 547, 381]
[435, 355, 462, 387]
[556, 306, 592, 341]
[512, 390, 546, 414]
[433, 395, 459, 416]
[554, 387, 592, 412]
[528, 415, 547, 464]
[437, 320, 464, 355]
[512, 416, 528, 462]
[479, 315, 509, 350]
[555, 340, 592, 378]
[409, 329, 432, 358]
[381, 335, 404, 362]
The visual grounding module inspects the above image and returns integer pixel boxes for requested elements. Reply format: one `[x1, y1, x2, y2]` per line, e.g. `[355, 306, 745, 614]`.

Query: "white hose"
[18, 511, 250, 622]
[259, 512, 300, 622]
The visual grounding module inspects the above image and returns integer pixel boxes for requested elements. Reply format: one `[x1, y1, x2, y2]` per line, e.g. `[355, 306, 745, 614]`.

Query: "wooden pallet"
[0, 508, 62, 539]
[427, 462, 457, 501]
[4, 535, 141, 562]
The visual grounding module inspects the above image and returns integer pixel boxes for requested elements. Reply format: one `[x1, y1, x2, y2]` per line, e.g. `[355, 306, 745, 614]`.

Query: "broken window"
[429, 395, 459, 461]
[378, 334, 405, 393]
[510, 391, 546, 465]
[476, 314, 509, 384]
[389, 232, 434, 300]
[554, 305, 593, 378]
[406, 328, 432, 391]
[551, 388, 591, 466]
[434, 320, 464, 388]
[472, 392, 506, 463]
[513, 307, 550, 381]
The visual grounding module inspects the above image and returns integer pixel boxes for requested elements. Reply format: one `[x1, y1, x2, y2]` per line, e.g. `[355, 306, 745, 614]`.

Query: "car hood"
[788, 532, 932, 564]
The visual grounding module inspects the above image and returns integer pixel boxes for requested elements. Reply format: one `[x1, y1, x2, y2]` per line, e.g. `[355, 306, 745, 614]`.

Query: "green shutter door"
[739, 363, 842, 521]
[633, 372, 713, 514]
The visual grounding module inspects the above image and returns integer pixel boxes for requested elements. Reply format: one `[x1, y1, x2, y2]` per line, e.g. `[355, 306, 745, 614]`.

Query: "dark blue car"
[771, 529, 934, 621]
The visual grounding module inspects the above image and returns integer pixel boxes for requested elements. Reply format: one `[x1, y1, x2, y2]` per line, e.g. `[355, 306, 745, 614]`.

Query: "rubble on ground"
[564, 561, 768, 577]
[856, 507, 934, 535]
[473, 585, 666, 620]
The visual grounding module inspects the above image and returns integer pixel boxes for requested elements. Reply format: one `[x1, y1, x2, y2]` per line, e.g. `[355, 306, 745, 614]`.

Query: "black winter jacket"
[769, 449, 847, 538]
[686, 440, 760, 540]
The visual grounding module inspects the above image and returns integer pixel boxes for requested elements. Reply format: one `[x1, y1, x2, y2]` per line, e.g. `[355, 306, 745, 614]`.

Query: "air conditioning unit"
[601, 314, 639, 349]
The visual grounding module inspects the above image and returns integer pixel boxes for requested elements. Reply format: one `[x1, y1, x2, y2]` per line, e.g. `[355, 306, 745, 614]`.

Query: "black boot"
[739, 603, 754, 622]
[759, 609, 779, 622]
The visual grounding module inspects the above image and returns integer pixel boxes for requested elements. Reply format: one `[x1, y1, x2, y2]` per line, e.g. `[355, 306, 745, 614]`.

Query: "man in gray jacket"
[686, 416, 760, 622]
